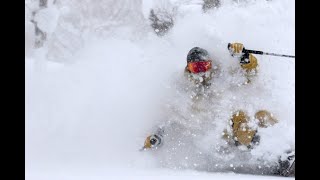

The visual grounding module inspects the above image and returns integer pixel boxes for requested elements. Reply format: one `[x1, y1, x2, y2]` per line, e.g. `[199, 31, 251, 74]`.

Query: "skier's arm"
[228, 42, 258, 72]
[142, 120, 181, 150]
[142, 123, 168, 150]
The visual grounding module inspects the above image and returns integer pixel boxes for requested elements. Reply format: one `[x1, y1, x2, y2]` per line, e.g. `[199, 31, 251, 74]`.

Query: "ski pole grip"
[243, 48, 263, 55]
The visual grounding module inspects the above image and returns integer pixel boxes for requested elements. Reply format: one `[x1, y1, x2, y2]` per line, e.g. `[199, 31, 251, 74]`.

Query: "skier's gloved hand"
[143, 134, 162, 150]
[228, 42, 244, 57]
[241, 53, 258, 71]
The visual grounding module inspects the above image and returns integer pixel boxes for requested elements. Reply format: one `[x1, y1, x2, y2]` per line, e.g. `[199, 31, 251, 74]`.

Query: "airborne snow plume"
[26, 0, 294, 179]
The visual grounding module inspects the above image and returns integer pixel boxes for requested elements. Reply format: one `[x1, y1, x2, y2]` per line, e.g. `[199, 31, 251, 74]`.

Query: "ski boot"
[277, 151, 295, 177]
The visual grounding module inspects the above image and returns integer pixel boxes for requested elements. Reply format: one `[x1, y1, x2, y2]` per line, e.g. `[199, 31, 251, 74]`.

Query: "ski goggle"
[187, 60, 212, 74]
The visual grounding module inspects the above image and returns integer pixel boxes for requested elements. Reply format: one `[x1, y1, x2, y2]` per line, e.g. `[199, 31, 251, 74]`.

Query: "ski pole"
[228, 43, 295, 58]
[243, 49, 295, 58]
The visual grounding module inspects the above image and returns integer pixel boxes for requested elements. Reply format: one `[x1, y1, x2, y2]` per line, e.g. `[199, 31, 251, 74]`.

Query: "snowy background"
[25, 0, 295, 179]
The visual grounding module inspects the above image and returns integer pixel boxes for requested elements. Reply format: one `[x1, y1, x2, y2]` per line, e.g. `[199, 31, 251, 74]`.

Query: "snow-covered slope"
[25, 0, 294, 179]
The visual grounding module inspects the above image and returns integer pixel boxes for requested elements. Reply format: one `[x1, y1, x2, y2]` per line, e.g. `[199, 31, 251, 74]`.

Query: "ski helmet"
[187, 47, 210, 63]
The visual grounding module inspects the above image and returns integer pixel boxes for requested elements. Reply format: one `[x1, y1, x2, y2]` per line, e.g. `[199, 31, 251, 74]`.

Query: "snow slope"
[25, 0, 294, 179]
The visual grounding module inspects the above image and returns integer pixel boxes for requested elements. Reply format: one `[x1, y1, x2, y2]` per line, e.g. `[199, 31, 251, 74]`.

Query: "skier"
[141, 42, 294, 176]
[143, 42, 260, 149]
